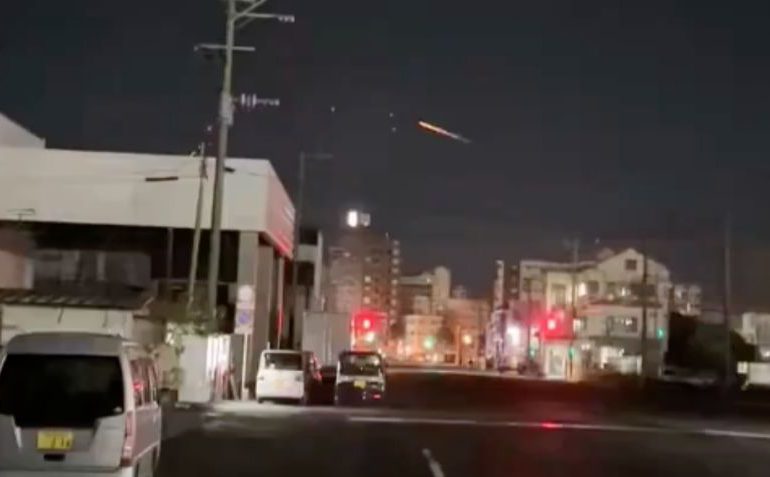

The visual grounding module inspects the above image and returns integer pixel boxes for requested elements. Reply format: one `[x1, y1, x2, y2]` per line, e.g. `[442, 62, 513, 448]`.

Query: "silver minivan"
[0, 332, 162, 476]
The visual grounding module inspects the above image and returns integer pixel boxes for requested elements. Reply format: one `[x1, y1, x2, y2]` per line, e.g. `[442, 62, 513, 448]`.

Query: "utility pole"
[640, 240, 649, 378]
[206, 0, 237, 327]
[288, 152, 331, 348]
[187, 141, 207, 314]
[287, 152, 306, 348]
[722, 213, 733, 390]
[165, 227, 175, 299]
[569, 238, 579, 380]
[203, 0, 295, 327]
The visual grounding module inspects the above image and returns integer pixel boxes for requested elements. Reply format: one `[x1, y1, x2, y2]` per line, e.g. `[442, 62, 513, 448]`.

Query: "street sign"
[234, 284, 255, 334]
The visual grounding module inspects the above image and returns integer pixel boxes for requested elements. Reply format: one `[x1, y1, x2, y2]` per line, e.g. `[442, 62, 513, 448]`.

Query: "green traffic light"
[423, 336, 436, 350]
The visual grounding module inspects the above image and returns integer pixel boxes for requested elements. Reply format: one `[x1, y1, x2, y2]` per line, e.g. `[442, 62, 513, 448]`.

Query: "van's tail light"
[120, 411, 135, 467]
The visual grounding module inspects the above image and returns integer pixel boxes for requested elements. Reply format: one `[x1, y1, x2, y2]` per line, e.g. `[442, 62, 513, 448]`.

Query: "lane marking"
[422, 448, 446, 477]
[702, 429, 770, 440]
[348, 415, 770, 440]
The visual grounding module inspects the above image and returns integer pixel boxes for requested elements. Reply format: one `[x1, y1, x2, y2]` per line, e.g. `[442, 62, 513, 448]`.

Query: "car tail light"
[120, 411, 135, 467]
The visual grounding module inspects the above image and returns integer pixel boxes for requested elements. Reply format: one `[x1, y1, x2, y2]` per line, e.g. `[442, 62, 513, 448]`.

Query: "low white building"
[516, 248, 698, 379]
[0, 113, 45, 148]
[0, 115, 295, 397]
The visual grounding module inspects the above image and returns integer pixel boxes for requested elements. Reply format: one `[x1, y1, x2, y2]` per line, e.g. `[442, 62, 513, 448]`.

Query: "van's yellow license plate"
[354, 380, 366, 389]
[37, 431, 74, 451]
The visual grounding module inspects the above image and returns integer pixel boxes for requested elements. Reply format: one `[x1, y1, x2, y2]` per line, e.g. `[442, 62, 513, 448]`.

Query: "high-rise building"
[327, 211, 400, 322]
[398, 266, 452, 316]
[492, 260, 519, 309]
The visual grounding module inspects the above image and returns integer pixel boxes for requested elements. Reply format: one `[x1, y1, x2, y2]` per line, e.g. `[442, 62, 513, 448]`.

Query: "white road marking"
[702, 429, 770, 440]
[422, 448, 446, 477]
[348, 415, 770, 440]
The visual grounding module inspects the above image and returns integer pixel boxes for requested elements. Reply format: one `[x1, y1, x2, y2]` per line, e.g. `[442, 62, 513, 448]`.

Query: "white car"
[0, 332, 162, 477]
[255, 350, 320, 405]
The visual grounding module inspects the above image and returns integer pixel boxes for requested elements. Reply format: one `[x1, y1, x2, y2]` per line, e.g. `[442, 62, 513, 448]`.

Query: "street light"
[288, 151, 332, 348]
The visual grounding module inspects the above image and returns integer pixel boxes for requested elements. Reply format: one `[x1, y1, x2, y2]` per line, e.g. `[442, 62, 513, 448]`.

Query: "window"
[0, 355, 124, 427]
[130, 359, 150, 406]
[587, 281, 600, 296]
[625, 259, 638, 271]
[263, 352, 302, 370]
[607, 316, 638, 334]
[145, 359, 158, 404]
[551, 284, 567, 307]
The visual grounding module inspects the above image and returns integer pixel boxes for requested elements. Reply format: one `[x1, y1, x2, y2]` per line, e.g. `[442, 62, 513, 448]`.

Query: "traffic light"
[546, 318, 557, 331]
[423, 336, 436, 350]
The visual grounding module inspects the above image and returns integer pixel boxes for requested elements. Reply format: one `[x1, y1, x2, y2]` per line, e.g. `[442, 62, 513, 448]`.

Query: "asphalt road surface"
[159, 370, 770, 477]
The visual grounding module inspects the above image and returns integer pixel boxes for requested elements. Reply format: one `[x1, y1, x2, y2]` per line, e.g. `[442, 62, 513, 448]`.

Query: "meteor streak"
[418, 120, 471, 144]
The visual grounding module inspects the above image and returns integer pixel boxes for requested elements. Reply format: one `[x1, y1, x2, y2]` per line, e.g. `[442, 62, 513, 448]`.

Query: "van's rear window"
[263, 353, 302, 370]
[0, 354, 124, 428]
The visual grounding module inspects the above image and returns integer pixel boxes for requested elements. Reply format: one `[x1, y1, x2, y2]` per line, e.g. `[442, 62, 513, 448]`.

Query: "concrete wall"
[0, 114, 45, 148]
[0, 147, 293, 255]
[0, 230, 33, 289]
[0, 305, 133, 345]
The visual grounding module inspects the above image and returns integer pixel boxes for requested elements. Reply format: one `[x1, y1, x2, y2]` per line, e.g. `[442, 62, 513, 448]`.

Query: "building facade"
[403, 314, 445, 361]
[445, 297, 490, 366]
[398, 266, 452, 316]
[327, 221, 400, 322]
[511, 248, 700, 379]
[0, 123, 294, 396]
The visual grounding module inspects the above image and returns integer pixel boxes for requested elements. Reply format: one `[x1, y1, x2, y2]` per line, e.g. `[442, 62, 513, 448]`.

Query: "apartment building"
[327, 214, 400, 322]
[514, 248, 700, 379]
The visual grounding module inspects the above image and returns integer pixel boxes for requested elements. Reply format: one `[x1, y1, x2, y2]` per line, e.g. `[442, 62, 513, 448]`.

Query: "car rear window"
[263, 353, 302, 370]
[0, 354, 124, 428]
[339, 352, 383, 376]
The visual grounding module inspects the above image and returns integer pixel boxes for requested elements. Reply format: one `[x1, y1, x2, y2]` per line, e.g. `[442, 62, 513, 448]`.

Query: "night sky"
[2, 0, 770, 298]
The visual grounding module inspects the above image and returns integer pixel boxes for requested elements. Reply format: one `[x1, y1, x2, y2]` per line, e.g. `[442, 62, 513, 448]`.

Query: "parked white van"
[0, 332, 162, 476]
[255, 350, 320, 404]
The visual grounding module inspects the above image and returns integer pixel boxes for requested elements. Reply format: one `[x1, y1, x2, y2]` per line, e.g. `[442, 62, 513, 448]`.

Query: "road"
[159, 370, 770, 477]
